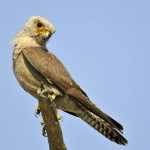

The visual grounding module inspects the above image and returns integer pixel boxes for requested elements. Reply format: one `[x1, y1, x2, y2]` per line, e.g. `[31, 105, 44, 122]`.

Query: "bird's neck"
[12, 36, 47, 62]
[13, 36, 42, 48]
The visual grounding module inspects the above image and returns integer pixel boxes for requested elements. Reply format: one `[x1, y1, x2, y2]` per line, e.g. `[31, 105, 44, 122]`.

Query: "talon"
[57, 115, 64, 121]
[35, 104, 41, 117]
[52, 93, 56, 100]
[40, 120, 45, 126]
[37, 84, 48, 98]
[37, 88, 41, 96]
[49, 91, 57, 100]
[42, 126, 47, 137]
[40, 120, 47, 136]
[37, 83, 44, 96]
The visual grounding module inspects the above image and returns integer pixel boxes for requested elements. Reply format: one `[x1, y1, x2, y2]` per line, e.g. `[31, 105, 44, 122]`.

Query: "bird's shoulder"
[22, 47, 87, 95]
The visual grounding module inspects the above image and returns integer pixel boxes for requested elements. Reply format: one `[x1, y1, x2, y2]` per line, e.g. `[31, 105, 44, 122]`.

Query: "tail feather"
[78, 105, 128, 145]
[107, 115, 123, 131]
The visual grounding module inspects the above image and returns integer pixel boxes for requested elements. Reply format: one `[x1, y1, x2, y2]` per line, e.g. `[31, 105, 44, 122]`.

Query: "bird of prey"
[12, 16, 128, 145]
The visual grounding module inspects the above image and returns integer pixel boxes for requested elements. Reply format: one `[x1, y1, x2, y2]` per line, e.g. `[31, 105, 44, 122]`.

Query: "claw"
[40, 120, 47, 136]
[57, 115, 64, 122]
[37, 83, 48, 98]
[49, 91, 57, 101]
[35, 104, 41, 117]
[37, 83, 62, 137]
[40, 120, 45, 126]
[52, 93, 56, 100]
[42, 126, 47, 137]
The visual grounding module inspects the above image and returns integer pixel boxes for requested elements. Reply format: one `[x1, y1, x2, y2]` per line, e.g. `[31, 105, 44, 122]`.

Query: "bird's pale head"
[26, 16, 56, 40]
[13, 16, 56, 47]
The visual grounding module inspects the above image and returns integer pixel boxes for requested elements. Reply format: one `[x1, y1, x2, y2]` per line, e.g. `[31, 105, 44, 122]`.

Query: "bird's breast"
[13, 50, 81, 114]
[13, 52, 58, 99]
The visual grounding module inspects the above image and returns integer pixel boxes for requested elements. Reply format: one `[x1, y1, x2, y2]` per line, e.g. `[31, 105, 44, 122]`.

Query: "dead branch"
[37, 84, 67, 150]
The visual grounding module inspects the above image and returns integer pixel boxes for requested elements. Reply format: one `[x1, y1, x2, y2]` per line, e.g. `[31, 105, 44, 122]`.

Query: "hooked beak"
[41, 30, 51, 40]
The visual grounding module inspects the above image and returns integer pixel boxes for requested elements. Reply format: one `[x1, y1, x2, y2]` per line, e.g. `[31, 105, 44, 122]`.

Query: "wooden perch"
[37, 84, 67, 150]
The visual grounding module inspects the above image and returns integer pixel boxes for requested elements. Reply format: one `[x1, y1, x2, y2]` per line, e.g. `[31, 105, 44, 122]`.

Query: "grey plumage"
[12, 16, 128, 145]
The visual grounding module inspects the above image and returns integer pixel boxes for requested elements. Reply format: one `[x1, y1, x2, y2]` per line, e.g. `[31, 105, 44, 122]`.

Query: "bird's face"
[24, 16, 56, 43]
[34, 21, 51, 40]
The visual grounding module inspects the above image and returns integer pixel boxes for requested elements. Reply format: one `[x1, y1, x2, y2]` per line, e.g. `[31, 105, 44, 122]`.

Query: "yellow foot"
[52, 93, 56, 100]
[40, 120, 47, 137]
[40, 120, 45, 126]
[40, 115, 63, 136]
[42, 126, 47, 137]
[57, 115, 64, 122]
[35, 104, 41, 117]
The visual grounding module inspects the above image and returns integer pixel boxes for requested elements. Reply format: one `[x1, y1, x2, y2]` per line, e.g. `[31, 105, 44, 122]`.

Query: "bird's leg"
[51, 93, 56, 100]
[37, 82, 63, 136]
[40, 114, 63, 137]
[37, 82, 49, 98]
[49, 91, 63, 122]
[35, 104, 41, 117]
[35, 84, 45, 117]
[36, 82, 49, 117]
[40, 112, 63, 137]
[57, 115, 63, 121]
[36, 82, 49, 136]
[40, 120, 47, 137]
[56, 110, 64, 122]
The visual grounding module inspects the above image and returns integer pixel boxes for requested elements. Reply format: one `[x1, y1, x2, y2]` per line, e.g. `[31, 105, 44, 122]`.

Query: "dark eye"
[37, 22, 42, 27]
[36, 22, 43, 28]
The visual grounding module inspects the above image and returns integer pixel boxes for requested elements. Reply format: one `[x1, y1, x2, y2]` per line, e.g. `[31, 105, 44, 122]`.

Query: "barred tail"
[78, 106, 128, 145]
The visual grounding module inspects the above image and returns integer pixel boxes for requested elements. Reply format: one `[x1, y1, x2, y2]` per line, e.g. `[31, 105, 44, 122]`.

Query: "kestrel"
[12, 16, 128, 145]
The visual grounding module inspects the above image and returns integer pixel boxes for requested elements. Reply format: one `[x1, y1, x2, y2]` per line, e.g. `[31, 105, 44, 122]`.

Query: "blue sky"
[0, 0, 150, 150]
